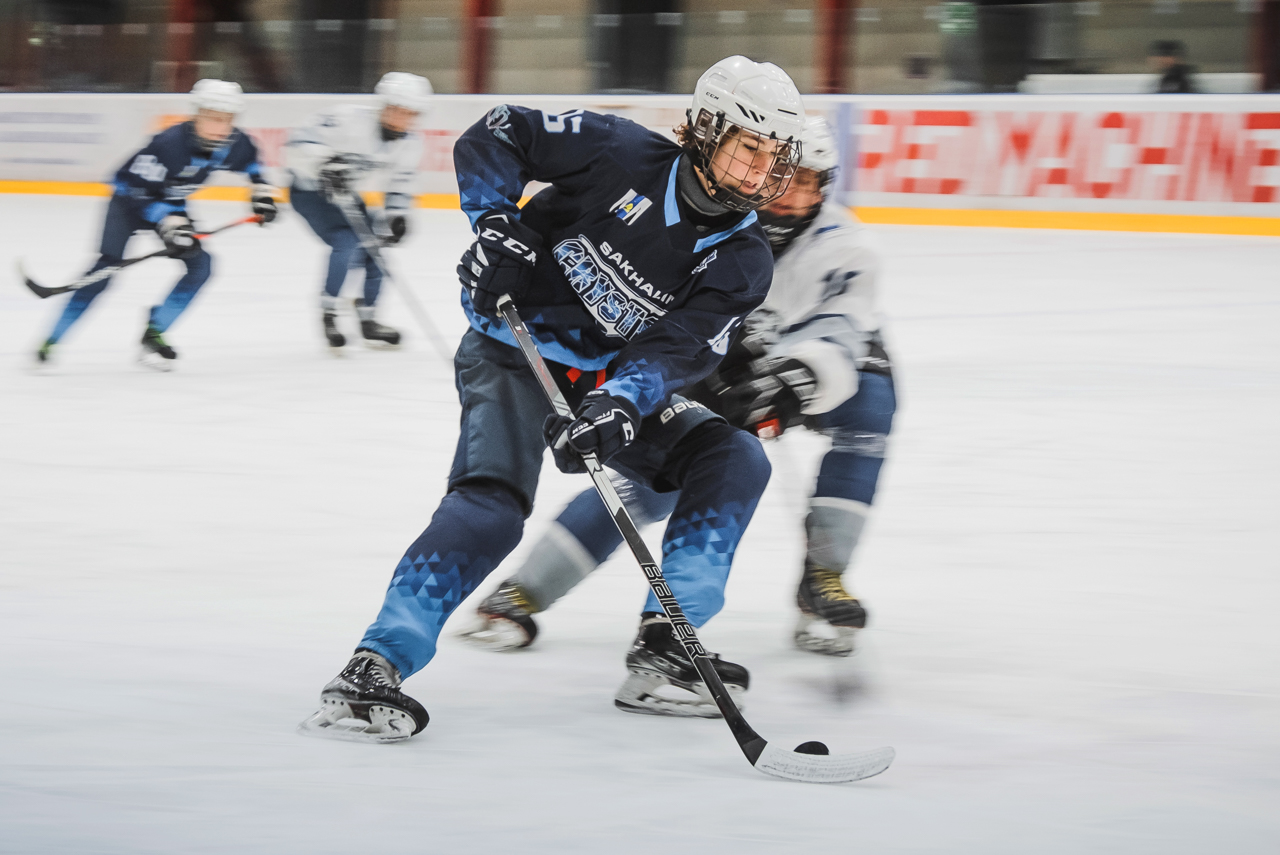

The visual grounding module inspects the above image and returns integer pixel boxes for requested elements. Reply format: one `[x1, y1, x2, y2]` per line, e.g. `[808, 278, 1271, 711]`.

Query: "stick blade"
[17, 261, 63, 299]
[753, 742, 895, 784]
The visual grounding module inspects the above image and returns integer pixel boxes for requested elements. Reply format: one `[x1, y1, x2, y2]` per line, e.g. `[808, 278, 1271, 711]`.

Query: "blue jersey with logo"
[453, 105, 773, 417]
[112, 121, 263, 224]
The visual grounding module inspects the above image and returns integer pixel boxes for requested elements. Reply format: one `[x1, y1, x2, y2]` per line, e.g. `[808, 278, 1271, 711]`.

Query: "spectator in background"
[1149, 40, 1195, 93]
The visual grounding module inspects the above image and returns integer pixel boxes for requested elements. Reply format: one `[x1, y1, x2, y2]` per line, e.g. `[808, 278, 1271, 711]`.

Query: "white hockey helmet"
[191, 79, 244, 115]
[684, 56, 805, 211]
[375, 72, 433, 114]
[800, 116, 839, 175]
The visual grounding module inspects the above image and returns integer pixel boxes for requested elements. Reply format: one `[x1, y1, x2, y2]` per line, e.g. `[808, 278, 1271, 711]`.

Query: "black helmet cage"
[685, 107, 802, 213]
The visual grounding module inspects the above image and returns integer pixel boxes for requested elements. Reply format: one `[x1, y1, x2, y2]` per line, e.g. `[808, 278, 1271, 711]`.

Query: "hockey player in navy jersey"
[300, 57, 806, 741]
[35, 79, 277, 370]
[462, 118, 896, 663]
[285, 72, 431, 350]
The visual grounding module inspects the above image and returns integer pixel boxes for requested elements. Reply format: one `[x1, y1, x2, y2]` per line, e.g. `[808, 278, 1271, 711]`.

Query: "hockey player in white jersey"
[285, 71, 430, 350]
[463, 117, 896, 668]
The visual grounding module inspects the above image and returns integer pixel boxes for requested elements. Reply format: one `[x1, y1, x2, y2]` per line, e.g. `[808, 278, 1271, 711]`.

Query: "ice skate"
[457, 578, 539, 651]
[139, 323, 177, 371]
[34, 339, 55, 367]
[298, 650, 428, 743]
[322, 310, 346, 352]
[614, 614, 748, 718]
[794, 566, 866, 657]
[355, 298, 401, 349]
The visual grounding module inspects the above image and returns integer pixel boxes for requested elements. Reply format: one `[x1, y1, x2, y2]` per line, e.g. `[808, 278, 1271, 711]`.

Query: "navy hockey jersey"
[112, 121, 263, 224]
[453, 105, 773, 417]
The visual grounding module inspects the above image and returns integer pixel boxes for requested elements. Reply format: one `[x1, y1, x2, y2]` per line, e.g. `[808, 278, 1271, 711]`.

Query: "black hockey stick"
[18, 214, 263, 299]
[497, 294, 895, 784]
[332, 191, 455, 363]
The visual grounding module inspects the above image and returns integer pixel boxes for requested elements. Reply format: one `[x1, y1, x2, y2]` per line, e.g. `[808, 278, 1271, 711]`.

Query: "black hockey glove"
[543, 390, 641, 474]
[157, 214, 200, 260]
[318, 155, 356, 202]
[378, 212, 408, 246]
[720, 358, 818, 438]
[457, 212, 542, 318]
[251, 184, 279, 224]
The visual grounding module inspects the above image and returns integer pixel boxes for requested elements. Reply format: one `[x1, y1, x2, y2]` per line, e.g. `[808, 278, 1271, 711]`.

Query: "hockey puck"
[794, 741, 829, 755]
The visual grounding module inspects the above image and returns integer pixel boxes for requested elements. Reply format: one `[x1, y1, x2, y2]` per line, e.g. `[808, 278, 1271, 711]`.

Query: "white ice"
[1, 196, 1277, 854]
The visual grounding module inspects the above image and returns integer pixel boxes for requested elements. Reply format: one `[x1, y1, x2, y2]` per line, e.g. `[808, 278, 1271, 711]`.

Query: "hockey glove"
[720, 358, 818, 438]
[318, 155, 357, 202]
[251, 184, 279, 224]
[157, 214, 200, 260]
[543, 390, 641, 474]
[377, 212, 408, 246]
[457, 212, 542, 318]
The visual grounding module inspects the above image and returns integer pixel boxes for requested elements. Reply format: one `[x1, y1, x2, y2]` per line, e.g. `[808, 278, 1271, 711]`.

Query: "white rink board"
[1, 195, 1278, 853]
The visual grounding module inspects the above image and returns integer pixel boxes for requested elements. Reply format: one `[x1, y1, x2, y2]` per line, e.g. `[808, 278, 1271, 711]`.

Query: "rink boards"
[3, 92, 1280, 234]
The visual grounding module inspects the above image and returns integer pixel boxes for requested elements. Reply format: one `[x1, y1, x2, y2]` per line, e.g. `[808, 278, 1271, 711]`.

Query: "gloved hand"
[251, 184, 279, 224]
[543, 390, 641, 474]
[318, 155, 356, 202]
[157, 214, 200, 260]
[378, 212, 408, 245]
[719, 357, 817, 437]
[457, 212, 541, 318]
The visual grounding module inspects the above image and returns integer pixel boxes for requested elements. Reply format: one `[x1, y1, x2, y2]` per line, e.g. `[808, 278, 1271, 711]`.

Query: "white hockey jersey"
[285, 104, 423, 211]
[755, 204, 886, 415]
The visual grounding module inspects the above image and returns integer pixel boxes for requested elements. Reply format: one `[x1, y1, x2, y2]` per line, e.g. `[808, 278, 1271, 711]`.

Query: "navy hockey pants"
[290, 187, 382, 306]
[47, 196, 213, 344]
[356, 330, 772, 679]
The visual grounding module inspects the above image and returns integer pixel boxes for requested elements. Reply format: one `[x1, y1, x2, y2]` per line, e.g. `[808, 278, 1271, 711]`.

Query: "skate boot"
[297, 650, 428, 743]
[34, 339, 55, 366]
[355, 298, 401, 348]
[794, 566, 867, 657]
[139, 323, 177, 371]
[457, 578, 540, 651]
[614, 613, 748, 718]
[322, 311, 346, 350]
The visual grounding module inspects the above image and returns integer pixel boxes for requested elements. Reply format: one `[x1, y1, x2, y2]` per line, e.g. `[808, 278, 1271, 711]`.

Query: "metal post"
[816, 0, 853, 94]
[462, 0, 497, 93]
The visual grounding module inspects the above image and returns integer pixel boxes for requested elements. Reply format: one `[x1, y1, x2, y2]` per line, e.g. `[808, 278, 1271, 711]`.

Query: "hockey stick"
[19, 214, 263, 299]
[497, 295, 895, 784]
[332, 192, 455, 363]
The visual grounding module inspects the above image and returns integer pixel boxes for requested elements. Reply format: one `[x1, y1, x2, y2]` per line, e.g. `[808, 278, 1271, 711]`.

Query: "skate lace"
[809, 569, 854, 602]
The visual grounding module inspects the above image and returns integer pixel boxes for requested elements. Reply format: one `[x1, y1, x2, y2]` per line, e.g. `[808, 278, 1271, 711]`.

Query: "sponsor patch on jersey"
[609, 189, 652, 225]
[554, 235, 669, 339]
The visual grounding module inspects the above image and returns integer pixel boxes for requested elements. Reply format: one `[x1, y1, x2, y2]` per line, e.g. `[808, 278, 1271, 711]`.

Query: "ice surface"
[1, 196, 1278, 854]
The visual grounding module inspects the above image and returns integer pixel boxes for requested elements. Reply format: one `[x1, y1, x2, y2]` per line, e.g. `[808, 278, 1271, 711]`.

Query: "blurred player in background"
[299, 56, 805, 740]
[35, 79, 278, 370]
[462, 117, 896, 660]
[285, 71, 431, 351]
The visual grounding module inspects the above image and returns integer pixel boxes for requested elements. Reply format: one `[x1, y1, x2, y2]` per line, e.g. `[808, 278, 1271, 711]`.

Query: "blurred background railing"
[1, 0, 1277, 94]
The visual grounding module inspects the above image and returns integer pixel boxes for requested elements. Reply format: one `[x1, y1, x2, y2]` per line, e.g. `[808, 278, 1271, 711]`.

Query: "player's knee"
[723, 427, 771, 497]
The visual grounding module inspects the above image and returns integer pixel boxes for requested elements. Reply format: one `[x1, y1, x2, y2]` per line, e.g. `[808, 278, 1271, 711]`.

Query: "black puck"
[795, 741, 829, 755]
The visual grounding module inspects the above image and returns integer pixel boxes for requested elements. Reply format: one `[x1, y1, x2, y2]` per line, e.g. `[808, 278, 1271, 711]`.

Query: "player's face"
[380, 105, 419, 135]
[760, 168, 824, 218]
[194, 109, 234, 143]
[707, 129, 784, 200]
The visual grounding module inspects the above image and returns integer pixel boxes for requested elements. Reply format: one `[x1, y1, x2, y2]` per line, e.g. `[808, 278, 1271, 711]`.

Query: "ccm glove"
[251, 184, 279, 224]
[720, 358, 818, 437]
[318, 155, 356, 201]
[543, 390, 641, 474]
[157, 214, 200, 260]
[457, 212, 542, 318]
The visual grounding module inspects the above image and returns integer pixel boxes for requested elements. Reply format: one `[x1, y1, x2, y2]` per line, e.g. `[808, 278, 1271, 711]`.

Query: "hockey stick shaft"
[495, 295, 768, 764]
[21, 214, 263, 299]
[333, 193, 455, 363]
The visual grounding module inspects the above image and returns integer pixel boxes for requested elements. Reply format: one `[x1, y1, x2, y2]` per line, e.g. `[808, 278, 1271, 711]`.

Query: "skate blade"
[297, 699, 417, 744]
[794, 614, 857, 657]
[456, 615, 532, 652]
[361, 339, 401, 350]
[613, 671, 745, 719]
[138, 350, 175, 372]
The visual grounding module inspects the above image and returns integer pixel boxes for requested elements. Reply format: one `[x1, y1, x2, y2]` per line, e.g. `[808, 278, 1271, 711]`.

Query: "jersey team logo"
[554, 236, 665, 339]
[609, 189, 653, 226]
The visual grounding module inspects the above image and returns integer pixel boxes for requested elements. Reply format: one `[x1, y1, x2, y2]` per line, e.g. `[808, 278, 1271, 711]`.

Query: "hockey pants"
[290, 187, 382, 308]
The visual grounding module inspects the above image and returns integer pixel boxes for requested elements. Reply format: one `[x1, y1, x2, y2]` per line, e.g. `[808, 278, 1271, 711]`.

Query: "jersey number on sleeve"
[543, 110, 584, 134]
[129, 154, 168, 183]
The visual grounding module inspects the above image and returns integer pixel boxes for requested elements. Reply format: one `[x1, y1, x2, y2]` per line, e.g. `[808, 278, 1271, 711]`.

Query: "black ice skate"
[297, 650, 429, 743]
[139, 323, 177, 371]
[322, 311, 346, 351]
[794, 566, 867, 657]
[457, 578, 540, 651]
[34, 339, 55, 366]
[614, 613, 748, 718]
[355, 298, 401, 348]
